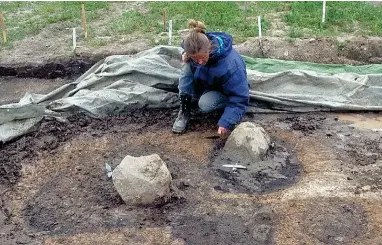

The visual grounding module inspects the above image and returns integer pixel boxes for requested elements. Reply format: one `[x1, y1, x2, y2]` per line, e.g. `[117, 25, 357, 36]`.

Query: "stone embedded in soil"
[212, 122, 300, 194]
[223, 122, 271, 163]
[112, 154, 172, 206]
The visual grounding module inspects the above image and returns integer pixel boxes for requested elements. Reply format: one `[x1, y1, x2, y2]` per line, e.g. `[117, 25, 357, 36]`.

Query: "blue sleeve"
[178, 63, 194, 96]
[218, 69, 249, 129]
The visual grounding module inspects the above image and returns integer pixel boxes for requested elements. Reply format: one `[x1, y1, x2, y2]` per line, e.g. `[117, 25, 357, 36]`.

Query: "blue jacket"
[180, 32, 249, 129]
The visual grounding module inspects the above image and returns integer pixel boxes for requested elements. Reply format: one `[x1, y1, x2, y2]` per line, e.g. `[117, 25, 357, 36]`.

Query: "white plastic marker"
[322, 0, 326, 23]
[72, 28, 76, 51]
[105, 163, 113, 178]
[258, 16, 262, 39]
[222, 163, 247, 172]
[168, 20, 173, 45]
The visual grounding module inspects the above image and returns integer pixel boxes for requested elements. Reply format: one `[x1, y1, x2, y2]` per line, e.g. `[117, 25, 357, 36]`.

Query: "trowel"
[205, 135, 220, 139]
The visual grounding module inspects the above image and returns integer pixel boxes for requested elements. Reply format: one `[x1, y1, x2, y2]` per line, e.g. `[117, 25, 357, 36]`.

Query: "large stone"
[112, 154, 172, 206]
[224, 122, 271, 162]
[213, 122, 300, 194]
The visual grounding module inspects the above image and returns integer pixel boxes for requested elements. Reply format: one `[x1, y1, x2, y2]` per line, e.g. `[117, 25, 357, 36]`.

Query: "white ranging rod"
[322, 0, 326, 23]
[168, 20, 173, 45]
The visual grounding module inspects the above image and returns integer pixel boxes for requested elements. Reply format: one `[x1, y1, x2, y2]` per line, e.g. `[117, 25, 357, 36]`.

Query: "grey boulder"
[112, 154, 172, 206]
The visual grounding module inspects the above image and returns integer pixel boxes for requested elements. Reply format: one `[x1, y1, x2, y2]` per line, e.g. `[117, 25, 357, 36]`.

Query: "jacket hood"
[207, 32, 233, 61]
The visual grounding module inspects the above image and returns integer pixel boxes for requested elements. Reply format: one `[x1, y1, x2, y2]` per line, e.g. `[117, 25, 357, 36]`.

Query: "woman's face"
[189, 51, 209, 65]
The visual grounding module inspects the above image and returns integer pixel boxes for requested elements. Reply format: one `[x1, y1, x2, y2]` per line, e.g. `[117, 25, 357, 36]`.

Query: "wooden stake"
[81, 3, 88, 39]
[0, 12, 7, 43]
[163, 8, 166, 32]
[244, 2, 248, 23]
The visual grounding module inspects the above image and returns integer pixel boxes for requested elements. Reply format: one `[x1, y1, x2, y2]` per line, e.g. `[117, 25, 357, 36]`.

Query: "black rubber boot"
[172, 95, 192, 134]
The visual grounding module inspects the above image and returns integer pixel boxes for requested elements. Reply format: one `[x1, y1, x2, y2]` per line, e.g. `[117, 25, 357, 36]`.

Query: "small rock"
[361, 185, 371, 192]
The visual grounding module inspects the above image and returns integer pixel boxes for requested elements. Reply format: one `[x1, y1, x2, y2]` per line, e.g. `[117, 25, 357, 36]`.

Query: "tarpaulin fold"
[1, 45, 382, 143]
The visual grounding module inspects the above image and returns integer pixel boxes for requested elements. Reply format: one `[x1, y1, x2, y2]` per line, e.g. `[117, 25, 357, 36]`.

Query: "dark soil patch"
[303, 200, 367, 245]
[278, 114, 327, 135]
[0, 58, 97, 79]
[0, 109, 183, 186]
[212, 137, 300, 194]
[172, 207, 276, 245]
[339, 138, 381, 166]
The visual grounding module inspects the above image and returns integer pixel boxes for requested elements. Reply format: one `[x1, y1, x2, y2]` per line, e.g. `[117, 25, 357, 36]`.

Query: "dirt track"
[1, 108, 382, 245]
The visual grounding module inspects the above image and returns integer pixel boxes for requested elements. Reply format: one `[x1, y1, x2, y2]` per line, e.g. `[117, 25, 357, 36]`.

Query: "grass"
[1, 1, 382, 48]
[105, 1, 382, 43]
[0, 2, 109, 46]
[106, 2, 271, 43]
[285, 1, 382, 37]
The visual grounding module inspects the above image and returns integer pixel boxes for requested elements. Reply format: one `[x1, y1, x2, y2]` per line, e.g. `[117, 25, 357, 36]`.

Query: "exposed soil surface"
[1, 108, 382, 245]
[0, 77, 69, 105]
[1, 2, 382, 244]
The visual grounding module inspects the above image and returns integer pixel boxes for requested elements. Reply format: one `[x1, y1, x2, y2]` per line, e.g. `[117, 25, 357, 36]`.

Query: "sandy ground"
[0, 109, 381, 245]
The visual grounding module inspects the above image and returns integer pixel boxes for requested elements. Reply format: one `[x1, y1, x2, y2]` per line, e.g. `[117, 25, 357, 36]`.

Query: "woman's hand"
[181, 53, 190, 63]
[218, 126, 230, 138]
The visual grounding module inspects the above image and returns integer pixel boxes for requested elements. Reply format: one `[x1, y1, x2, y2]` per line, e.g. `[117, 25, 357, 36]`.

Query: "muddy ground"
[1, 44, 382, 245]
[1, 2, 382, 244]
[0, 106, 382, 245]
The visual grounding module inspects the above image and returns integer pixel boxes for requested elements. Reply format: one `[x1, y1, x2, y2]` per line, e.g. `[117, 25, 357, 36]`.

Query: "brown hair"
[183, 19, 212, 55]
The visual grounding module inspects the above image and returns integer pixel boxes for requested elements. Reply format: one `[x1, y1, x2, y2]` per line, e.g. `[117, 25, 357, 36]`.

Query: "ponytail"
[188, 19, 206, 34]
[183, 20, 211, 55]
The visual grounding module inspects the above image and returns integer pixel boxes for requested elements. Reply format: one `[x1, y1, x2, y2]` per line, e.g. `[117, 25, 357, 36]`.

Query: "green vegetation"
[0, 1, 109, 44]
[0, 1, 381, 47]
[106, 2, 269, 41]
[285, 1, 382, 37]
